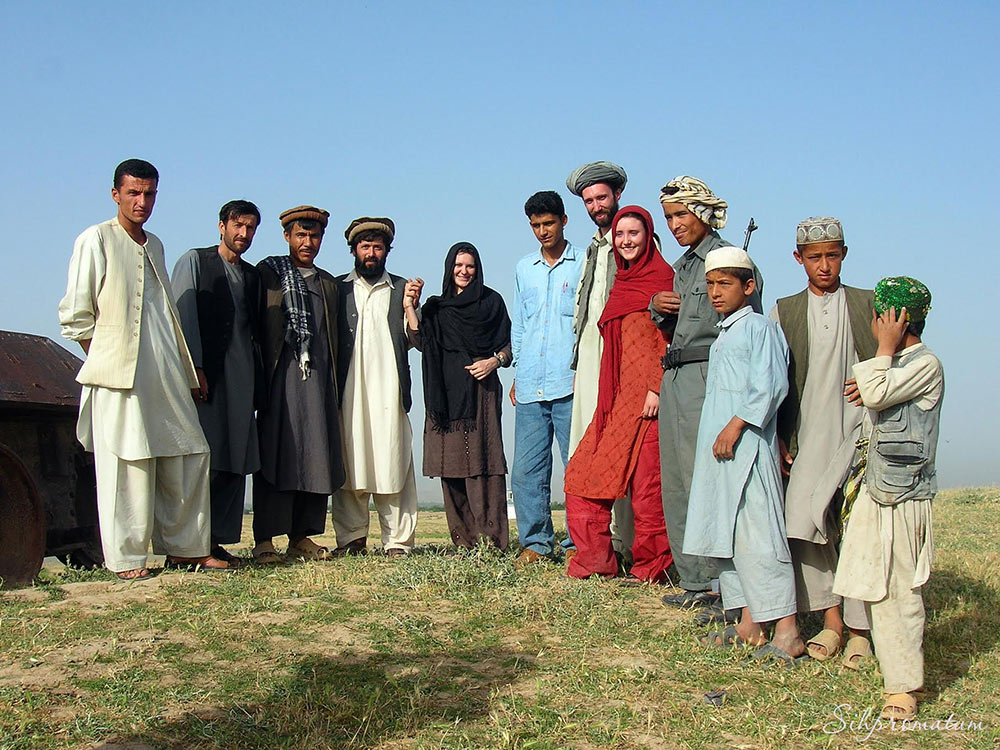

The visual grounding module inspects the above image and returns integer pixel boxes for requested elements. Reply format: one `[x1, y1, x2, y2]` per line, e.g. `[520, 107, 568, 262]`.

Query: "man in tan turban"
[651, 176, 762, 618]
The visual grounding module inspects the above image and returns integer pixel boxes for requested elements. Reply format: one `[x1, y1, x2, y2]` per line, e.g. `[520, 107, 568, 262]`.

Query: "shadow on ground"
[95, 647, 533, 749]
[923, 568, 1000, 698]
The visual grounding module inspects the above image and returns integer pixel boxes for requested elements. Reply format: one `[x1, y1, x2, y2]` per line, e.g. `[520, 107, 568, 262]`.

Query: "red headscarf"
[594, 205, 675, 436]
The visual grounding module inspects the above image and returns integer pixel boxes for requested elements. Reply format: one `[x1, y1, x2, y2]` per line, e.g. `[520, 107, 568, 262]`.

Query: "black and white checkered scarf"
[263, 255, 313, 380]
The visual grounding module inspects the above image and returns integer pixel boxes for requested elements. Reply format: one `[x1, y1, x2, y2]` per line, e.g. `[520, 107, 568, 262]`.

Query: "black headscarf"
[420, 242, 511, 432]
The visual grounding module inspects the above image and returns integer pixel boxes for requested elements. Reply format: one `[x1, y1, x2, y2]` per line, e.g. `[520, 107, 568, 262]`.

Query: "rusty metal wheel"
[0, 442, 45, 587]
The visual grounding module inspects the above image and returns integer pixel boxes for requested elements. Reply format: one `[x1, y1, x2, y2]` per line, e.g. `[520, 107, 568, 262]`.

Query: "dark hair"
[219, 200, 261, 225]
[524, 190, 565, 218]
[709, 267, 754, 284]
[350, 228, 392, 252]
[113, 159, 158, 188]
[284, 219, 325, 235]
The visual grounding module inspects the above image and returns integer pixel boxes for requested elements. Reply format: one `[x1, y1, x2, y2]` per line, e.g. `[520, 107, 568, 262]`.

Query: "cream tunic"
[834, 344, 944, 600]
[77, 248, 208, 460]
[771, 288, 861, 542]
[569, 230, 614, 453]
[341, 271, 413, 494]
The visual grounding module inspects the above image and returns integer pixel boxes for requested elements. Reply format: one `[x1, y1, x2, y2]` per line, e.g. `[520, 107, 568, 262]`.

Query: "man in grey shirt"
[172, 200, 264, 566]
[650, 176, 762, 615]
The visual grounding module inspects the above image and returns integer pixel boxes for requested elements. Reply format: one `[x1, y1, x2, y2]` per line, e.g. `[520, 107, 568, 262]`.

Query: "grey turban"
[659, 175, 728, 229]
[566, 161, 628, 196]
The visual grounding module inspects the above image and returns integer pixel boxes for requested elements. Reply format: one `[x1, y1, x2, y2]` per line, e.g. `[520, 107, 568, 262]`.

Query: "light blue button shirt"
[511, 242, 584, 403]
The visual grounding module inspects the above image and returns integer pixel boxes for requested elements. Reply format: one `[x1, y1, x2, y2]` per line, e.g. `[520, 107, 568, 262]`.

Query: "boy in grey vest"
[834, 277, 943, 722]
[771, 217, 876, 666]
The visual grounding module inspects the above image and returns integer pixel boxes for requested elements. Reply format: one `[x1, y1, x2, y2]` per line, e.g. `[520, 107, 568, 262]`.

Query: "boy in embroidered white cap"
[771, 217, 877, 668]
[685, 247, 806, 662]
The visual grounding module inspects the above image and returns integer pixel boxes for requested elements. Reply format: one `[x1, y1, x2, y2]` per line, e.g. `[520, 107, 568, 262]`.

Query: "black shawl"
[420, 242, 511, 432]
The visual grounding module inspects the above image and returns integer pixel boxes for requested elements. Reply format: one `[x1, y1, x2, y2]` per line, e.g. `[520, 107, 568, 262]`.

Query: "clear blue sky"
[0, 1, 996, 489]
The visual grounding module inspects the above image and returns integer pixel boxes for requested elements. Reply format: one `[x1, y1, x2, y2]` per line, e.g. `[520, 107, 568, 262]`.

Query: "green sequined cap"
[874, 276, 932, 323]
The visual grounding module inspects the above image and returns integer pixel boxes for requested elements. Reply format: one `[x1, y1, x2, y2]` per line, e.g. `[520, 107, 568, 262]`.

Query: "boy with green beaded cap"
[834, 277, 943, 722]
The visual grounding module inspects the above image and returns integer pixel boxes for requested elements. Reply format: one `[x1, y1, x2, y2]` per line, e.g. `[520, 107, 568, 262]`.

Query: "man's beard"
[355, 254, 386, 280]
[589, 201, 620, 230]
[222, 236, 247, 256]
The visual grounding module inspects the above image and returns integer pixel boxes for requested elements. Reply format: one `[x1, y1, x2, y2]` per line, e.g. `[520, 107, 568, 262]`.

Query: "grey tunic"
[258, 271, 345, 494]
[172, 250, 259, 474]
[771, 288, 861, 542]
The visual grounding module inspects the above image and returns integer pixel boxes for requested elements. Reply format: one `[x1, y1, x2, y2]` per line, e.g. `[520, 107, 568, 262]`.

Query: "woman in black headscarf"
[405, 242, 512, 551]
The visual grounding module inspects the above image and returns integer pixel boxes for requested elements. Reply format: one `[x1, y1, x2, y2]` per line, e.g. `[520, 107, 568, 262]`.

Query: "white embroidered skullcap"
[796, 216, 844, 245]
[704, 246, 755, 273]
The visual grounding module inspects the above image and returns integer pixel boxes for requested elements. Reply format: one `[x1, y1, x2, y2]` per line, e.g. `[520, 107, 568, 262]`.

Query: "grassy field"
[1, 488, 998, 749]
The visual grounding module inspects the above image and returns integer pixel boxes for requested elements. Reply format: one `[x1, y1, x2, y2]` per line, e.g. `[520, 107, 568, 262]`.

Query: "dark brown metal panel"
[0, 330, 82, 409]
[0, 443, 46, 587]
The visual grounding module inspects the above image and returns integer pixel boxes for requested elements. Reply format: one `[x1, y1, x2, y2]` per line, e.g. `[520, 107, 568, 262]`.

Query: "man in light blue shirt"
[509, 191, 584, 564]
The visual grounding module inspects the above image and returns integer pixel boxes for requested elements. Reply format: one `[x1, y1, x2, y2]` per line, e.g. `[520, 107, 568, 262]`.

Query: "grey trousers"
[609, 496, 634, 563]
[658, 362, 718, 592]
[790, 536, 870, 631]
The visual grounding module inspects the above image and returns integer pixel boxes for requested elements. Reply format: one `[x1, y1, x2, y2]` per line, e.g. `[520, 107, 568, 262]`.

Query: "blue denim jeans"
[511, 395, 574, 555]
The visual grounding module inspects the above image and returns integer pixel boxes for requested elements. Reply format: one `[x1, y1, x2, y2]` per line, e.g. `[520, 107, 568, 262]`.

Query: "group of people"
[58, 158, 943, 723]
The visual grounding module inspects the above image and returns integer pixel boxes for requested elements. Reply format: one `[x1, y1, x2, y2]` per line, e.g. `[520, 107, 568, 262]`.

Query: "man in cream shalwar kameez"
[333, 217, 420, 555]
[58, 159, 217, 576]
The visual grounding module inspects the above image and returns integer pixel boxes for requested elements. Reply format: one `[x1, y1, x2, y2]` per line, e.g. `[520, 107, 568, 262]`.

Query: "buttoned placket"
[134, 247, 145, 337]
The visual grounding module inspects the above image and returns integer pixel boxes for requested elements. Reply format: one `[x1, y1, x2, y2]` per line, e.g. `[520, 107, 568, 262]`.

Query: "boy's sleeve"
[510, 265, 523, 367]
[735, 319, 790, 429]
[853, 352, 943, 412]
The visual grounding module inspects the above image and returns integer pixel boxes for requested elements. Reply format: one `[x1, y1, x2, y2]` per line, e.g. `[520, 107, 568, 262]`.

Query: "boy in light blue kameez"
[685, 247, 806, 661]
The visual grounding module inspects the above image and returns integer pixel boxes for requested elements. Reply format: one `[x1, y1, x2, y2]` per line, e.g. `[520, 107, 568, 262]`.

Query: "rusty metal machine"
[0, 330, 101, 586]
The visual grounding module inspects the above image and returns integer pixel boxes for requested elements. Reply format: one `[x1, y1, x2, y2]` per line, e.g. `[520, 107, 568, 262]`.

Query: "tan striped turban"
[659, 176, 728, 229]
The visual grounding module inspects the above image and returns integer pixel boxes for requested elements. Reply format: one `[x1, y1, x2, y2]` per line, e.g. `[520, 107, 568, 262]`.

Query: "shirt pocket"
[686, 279, 708, 320]
[560, 286, 576, 317]
[520, 287, 540, 318]
[716, 345, 750, 392]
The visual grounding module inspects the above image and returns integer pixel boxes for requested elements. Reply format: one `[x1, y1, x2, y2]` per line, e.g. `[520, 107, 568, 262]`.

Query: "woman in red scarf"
[564, 206, 674, 581]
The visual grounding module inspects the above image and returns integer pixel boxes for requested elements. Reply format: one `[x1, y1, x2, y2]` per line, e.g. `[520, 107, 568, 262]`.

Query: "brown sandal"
[252, 541, 284, 565]
[287, 538, 332, 561]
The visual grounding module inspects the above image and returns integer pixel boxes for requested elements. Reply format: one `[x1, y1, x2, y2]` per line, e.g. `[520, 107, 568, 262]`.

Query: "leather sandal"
[252, 541, 284, 565]
[287, 538, 332, 561]
[806, 628, 843, 661]
[841, 635, 873, 670]
[164, 555, 233, 571]
[114, 568, 152, 583]
[880, 692, 918, 721]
